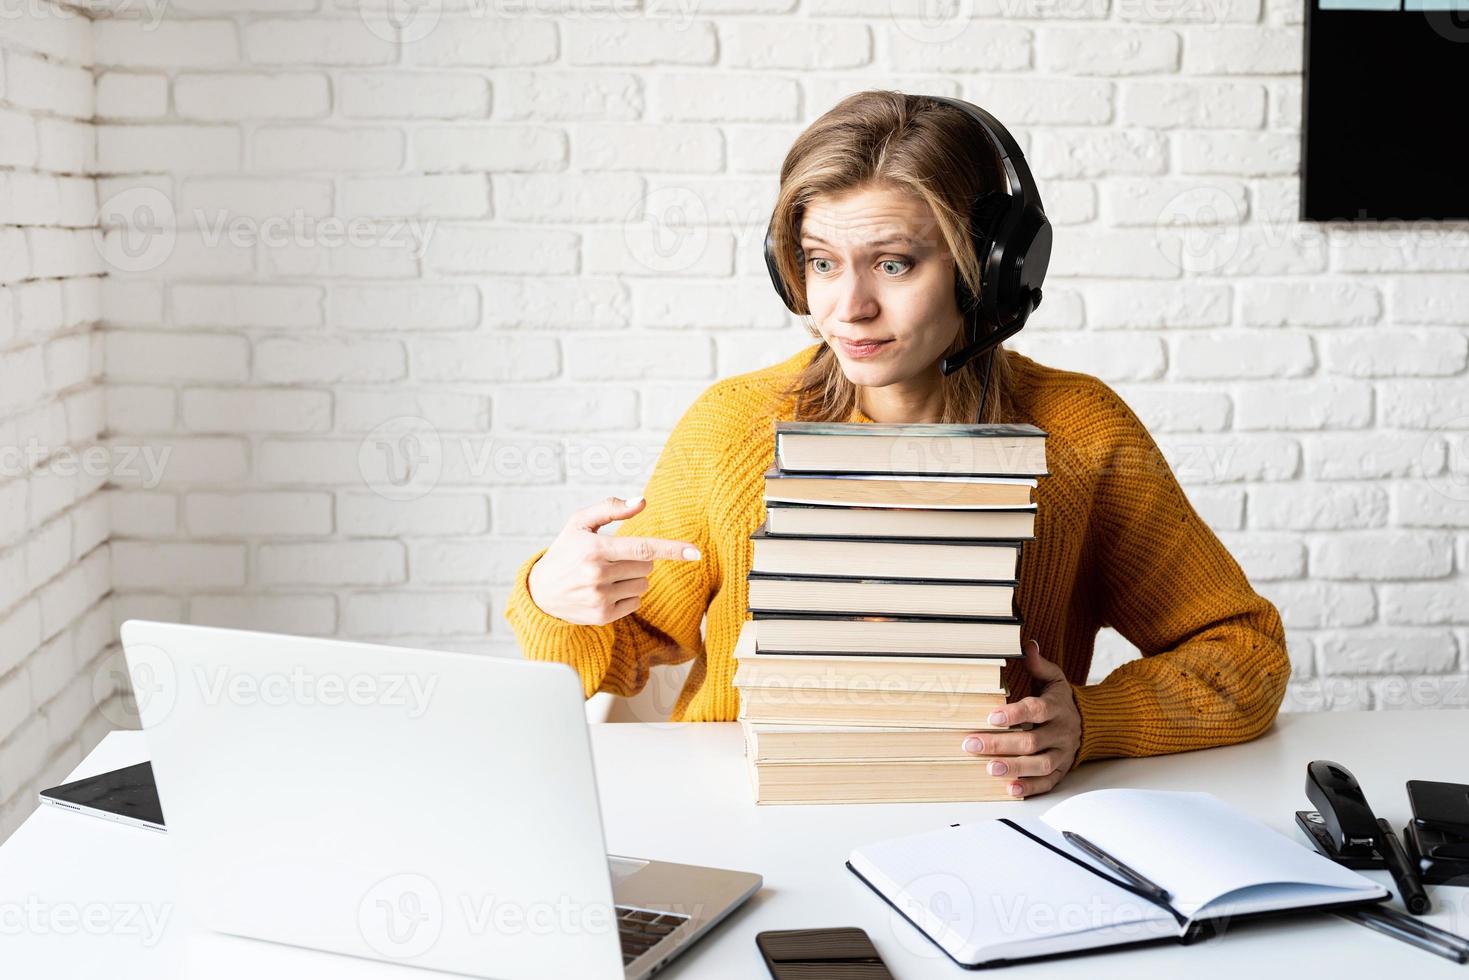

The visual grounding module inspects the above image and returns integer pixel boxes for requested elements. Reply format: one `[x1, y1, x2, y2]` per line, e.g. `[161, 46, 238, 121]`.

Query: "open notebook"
[848, 788, 1391, 968]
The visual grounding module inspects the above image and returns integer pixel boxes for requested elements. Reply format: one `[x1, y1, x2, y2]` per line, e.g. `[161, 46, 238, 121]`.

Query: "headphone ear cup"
[956, 190, 1009, 322]
[763, 219, 799, 314]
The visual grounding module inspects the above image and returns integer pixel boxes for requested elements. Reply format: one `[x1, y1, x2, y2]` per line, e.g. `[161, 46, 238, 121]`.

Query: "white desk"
[3, 710, 1467, 979]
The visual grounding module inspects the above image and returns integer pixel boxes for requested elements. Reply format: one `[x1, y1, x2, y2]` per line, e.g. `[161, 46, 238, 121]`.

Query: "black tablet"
[38, 761, 166, 833]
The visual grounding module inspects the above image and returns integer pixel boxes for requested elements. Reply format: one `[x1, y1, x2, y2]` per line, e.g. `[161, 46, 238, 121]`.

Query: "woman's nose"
[831, 269, 877, 322]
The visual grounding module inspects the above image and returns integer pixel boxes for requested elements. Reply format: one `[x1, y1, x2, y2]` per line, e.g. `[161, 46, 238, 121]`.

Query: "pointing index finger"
[602, 536, 702, 563]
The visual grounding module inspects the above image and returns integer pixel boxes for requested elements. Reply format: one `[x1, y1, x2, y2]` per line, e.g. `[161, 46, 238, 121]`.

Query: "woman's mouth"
[838, 338, 892, 359]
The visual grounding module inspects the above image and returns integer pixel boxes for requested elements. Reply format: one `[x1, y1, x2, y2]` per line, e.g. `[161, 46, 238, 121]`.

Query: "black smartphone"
[1407, 780, 1469, 838]
[757, 927, 895, 980]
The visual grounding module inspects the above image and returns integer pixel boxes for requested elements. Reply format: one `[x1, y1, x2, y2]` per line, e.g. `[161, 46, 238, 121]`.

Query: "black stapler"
[1298, 762, 1469, 888]
[1295, 760, 1457, 911]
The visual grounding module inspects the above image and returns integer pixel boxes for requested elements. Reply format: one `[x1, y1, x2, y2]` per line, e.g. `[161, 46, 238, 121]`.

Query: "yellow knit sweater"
[503, 343, 1291, 766]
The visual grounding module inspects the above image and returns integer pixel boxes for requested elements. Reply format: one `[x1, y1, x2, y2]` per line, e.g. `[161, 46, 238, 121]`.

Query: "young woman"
[505, 91, 1290, 799]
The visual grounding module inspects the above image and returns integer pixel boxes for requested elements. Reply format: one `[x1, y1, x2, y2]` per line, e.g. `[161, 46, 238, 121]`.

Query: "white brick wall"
[0, 1, 121, 845]
[3, 0, 1467, 842]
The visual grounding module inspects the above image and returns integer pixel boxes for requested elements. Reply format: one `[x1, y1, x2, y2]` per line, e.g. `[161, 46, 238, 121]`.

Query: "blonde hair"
[772, 90, 1018, 424]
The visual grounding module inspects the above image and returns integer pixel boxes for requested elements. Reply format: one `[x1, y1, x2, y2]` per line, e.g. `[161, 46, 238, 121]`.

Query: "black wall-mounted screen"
[1302, 0, 1469, 221]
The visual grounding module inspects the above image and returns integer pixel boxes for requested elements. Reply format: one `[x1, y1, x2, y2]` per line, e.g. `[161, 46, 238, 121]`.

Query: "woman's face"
[799, 182, 964, 387]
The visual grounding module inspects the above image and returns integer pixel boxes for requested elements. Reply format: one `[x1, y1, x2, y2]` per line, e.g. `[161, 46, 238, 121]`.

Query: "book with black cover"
[764, 468, 1037, 509]
[774, 420, 1049, 477]
[763, 500, 1037, 540]
[750, 523, 1025, 583]
[749, 610, 1023, 658]
[746, 571, 1018, 620]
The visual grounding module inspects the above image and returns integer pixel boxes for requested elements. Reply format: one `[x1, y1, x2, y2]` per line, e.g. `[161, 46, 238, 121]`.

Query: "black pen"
[1353, 903, 1469, 951]
[1334, 906, 1469, 963]
[1376, 818, 1431, 915]
[1062, 830, 1171, 902]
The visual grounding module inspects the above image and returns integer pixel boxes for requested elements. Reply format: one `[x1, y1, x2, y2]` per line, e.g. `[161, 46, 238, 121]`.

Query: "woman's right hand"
[526, 495, 703, 626]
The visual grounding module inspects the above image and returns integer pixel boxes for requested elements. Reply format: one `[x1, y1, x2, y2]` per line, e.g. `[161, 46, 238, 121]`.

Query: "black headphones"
[762, 95, 1052, 419]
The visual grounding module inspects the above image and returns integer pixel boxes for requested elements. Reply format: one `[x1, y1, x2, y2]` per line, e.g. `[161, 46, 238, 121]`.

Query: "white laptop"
[119, 620, 761, 980]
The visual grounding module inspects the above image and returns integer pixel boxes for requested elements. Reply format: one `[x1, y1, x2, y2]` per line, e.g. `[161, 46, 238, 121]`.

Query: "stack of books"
[735, 419, 1049, 804]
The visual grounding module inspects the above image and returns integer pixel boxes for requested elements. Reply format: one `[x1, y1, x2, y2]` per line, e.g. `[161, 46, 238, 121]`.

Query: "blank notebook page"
[849, 819, 1180, 962]
[1038, 788, 1387, 923]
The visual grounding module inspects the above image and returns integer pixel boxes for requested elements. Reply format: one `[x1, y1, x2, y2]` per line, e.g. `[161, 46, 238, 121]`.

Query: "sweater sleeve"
[1068, 386, 1291, 767]
[501, 394, 717, 701]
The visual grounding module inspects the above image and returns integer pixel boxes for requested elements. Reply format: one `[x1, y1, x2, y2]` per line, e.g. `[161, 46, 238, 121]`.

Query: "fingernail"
[682, 546, 701, 560]
[626, 495, 644, 507]
[989, 761, 1007, 776]
[962, 736, 983, 753]
[988, 711, 1006, 726]
[1008, 783, 1023, 797]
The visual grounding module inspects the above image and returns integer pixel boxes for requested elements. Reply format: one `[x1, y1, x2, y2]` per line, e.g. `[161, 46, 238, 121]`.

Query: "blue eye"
[881, 259, 911, 275]
[809, 258, 834, 273]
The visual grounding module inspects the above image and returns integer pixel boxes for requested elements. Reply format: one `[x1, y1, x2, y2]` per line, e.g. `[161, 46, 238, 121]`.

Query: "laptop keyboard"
[617, 905, 689, 966]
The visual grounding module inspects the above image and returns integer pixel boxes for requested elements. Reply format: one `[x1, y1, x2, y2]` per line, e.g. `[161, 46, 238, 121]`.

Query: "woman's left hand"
[961, 638, 1082, 798]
